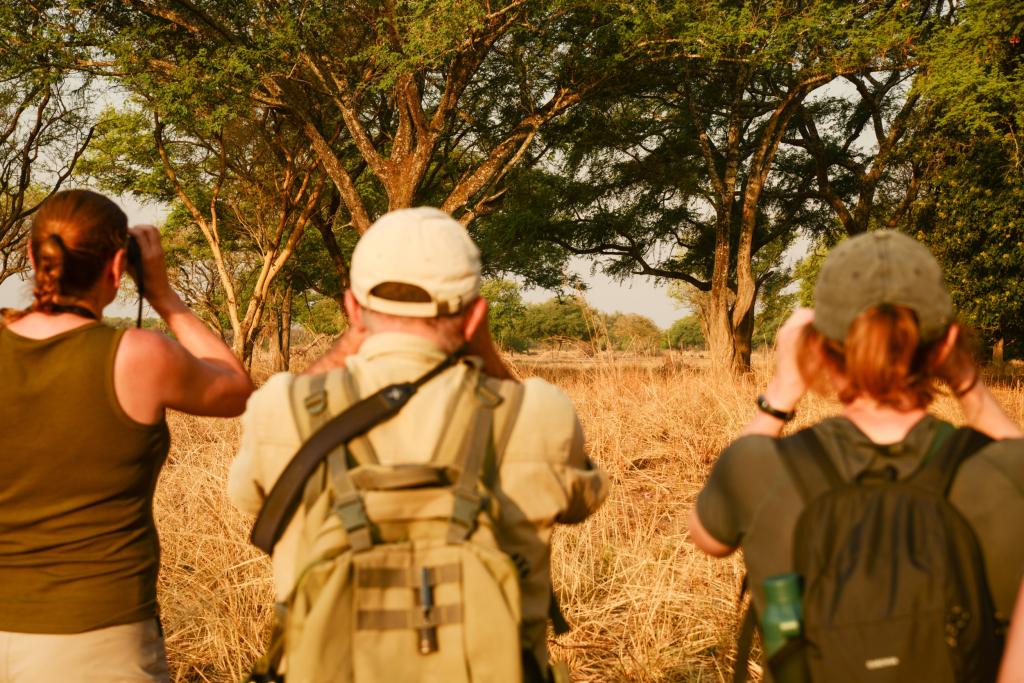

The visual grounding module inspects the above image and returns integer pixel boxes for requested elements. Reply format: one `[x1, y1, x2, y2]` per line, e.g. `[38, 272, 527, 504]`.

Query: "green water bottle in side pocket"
[761, 573, 808, 682]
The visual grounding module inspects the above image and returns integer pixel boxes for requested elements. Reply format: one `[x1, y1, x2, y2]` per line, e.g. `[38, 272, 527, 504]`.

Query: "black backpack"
[734, 423, 1001, 683]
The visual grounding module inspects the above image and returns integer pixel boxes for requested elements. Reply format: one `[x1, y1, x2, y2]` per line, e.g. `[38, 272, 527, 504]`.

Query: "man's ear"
[462, 297, 488, 341]
[344, 290, 367, 331]
[26, 241, 36, 271]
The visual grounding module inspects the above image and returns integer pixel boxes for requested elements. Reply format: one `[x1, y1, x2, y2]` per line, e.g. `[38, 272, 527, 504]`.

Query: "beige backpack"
[250, 365, 525, 683]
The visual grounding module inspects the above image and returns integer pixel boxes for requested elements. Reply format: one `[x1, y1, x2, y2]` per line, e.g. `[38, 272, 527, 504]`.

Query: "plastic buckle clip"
[447, 492, 481, 543]
[304, 389, 327, 415]
[334, 496, 370, 533]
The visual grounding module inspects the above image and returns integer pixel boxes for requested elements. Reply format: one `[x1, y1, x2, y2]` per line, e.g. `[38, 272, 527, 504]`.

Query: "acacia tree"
[0, 5, 94, 283]
[489, 0, 924, 371]
[779, 0, 960, 241]
[789, 70, 925, 238]
[82, 107, 326, 364]
[86, 0, 629, 233]
[903, 0, 1024, 358]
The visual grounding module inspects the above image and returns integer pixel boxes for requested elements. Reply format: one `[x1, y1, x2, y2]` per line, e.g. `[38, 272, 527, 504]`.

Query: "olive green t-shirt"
[0, 323, 171, 633]
[696, 415, 1024, 620]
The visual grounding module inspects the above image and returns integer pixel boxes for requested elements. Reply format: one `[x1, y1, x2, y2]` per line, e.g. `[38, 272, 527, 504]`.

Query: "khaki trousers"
[0, 619, 169, 683]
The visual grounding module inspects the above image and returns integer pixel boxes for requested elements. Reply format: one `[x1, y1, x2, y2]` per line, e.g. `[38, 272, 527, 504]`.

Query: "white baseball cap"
[349, 207, 482, 318]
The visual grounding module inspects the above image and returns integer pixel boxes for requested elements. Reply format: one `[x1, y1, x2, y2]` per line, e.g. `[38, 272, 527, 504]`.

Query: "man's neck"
[365, 324, 459, 354]
[303, 329, 452, 375]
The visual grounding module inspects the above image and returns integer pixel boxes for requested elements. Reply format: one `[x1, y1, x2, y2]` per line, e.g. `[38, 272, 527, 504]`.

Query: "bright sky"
[0, 194, 686, 327]
[524, 260, 683, 327]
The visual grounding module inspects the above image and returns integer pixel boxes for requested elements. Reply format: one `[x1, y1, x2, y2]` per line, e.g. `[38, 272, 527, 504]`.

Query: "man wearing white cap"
[229, 207, 608, 682]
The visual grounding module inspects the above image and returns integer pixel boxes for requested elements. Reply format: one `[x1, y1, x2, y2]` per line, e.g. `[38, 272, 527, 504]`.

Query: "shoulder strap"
[776, 427, 844, 505]
[430, 366, 483, 466]
[337, 370, 379, 466]
[306, 368, 374, 551]
[446, 370, 498, 544]
[911, 425, 993, 496]
[492, 380, 525, 460]
[250, 348, 467, 555]
[294, 373, 333, 516]
[732, 577, 756, 683]
[483, 379, 525, 487]
[326, 445, 374, 551]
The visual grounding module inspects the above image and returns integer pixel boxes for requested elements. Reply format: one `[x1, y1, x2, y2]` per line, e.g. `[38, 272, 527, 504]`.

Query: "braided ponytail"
[32, 234, 67, 314]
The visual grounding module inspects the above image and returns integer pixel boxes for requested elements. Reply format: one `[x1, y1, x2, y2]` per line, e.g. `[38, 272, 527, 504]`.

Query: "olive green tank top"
[0, 322, 171, 633]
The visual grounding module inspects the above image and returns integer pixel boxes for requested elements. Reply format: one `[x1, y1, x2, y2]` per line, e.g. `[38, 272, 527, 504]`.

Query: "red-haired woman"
[0, 189, 253, 682]
[690, 231, 1024, 683]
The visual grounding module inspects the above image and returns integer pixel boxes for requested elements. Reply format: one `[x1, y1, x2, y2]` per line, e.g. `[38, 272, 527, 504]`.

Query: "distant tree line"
[484, 279, 712, 354]
[0, 0, 1020, 369]
[482, 279, 662, 353]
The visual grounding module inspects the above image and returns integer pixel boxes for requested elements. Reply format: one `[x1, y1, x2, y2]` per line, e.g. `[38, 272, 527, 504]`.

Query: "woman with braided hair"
[0, 189, 253, 682]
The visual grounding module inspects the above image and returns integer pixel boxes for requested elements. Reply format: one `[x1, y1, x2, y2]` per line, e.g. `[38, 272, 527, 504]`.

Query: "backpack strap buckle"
[304, 388, 328, 416]
[475, 381, 503, 408]
[332, 491, 373, 551]
[447, 491, 483, 544]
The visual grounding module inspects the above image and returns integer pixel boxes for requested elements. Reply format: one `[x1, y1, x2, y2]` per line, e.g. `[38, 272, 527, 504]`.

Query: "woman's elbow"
[198, 371, 254, 417]
[688, 507, 737, 558]
[221, 374, 255, 416]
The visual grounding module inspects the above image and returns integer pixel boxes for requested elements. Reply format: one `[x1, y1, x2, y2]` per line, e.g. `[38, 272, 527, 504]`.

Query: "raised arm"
[940, 326, 1023, 440]
[115, 226, 253, 421]
[740, 308, 814, 438]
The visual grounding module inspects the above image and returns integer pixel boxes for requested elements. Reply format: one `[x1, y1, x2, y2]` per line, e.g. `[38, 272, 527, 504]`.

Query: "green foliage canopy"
[666, 316, 705, 350]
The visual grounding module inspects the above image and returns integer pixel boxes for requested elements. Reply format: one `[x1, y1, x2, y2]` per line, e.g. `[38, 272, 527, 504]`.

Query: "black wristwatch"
[756, 394, 796, 422]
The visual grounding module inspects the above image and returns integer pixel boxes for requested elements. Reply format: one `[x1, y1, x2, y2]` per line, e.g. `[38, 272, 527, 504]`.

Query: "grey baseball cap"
[813, 230, 954, 343]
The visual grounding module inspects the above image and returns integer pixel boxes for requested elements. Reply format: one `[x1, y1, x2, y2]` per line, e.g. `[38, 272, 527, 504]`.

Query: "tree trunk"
[993, 338, 1005, 366]
[272, 284, 294, 372]
[232, 333, 248, 368]
[706, 285, 736, 372]
[732, 298, 755, 372]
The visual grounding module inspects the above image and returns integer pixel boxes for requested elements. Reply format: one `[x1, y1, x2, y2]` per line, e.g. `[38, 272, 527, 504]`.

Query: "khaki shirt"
[229, 332, 609, 665]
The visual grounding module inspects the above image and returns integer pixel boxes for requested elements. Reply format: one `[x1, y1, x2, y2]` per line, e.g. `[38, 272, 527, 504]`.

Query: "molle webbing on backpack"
[249, 346, 467, 555]
[357, 604, 464, 630]
[247, 364, 528, 683]
[357, 564, 462, 589]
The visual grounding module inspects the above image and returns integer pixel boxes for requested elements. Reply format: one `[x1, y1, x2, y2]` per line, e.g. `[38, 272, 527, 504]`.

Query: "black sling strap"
[249, 345, 468, 555]
[732, 578, 756, 683]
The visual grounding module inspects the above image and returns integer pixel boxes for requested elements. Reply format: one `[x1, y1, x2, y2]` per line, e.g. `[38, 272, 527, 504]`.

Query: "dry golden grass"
[154, 351, 1024, 682]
